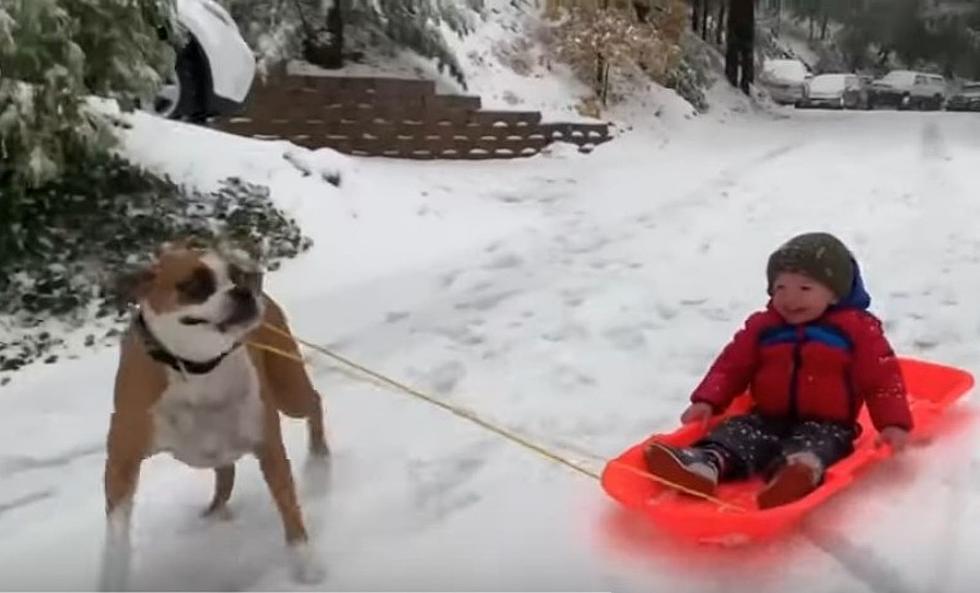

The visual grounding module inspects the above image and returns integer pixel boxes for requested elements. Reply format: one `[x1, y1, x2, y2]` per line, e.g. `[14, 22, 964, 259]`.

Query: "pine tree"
[0, 0, 176, 188]
[224, 0, 482, 87]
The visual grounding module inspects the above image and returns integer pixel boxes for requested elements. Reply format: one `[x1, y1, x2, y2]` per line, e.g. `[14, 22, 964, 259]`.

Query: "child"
[644, 232, 912, 509]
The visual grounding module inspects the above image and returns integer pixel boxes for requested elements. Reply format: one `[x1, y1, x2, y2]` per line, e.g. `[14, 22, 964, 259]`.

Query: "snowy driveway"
[3, 110, 980, 592]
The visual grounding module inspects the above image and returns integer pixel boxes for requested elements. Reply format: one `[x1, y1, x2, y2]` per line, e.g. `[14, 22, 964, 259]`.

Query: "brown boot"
[642, 442, 720, 497]
[757, 452, 823, 510]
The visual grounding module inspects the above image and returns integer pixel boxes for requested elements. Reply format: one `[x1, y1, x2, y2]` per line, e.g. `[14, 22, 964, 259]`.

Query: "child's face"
[771, 272, 838, 324]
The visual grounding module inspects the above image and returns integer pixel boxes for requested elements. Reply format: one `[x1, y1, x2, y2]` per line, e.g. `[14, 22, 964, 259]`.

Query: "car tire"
[154, 38, 209, 122]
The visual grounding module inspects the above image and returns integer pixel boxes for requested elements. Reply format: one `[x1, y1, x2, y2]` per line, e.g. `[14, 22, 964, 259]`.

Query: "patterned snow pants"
[696, 411, 858, 480]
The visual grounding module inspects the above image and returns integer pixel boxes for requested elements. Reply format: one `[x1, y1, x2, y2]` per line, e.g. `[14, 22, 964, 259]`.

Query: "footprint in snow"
[699, 307, 731, 322]
[385, 311, 410, 323]
[541, 324, 589, 342]
[603, 326, 647, 351]
[552, 364, 598, 389]
[424, 361, 467, 395]
[680, 297, 708, 306]
[453, 290, 518, 312]
[483, 253, 523, 270]
[427, 325, 485, 348]
[441, 270, 461, 289]
[655, 302, 679, 320]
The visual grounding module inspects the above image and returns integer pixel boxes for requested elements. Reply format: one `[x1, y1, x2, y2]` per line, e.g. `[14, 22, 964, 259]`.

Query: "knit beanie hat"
[766, 232, 855, 300]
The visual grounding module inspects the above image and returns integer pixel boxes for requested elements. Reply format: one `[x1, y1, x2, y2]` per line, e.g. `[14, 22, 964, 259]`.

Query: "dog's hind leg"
[202, 464, 235, 519]
[307, 393, 330, 457]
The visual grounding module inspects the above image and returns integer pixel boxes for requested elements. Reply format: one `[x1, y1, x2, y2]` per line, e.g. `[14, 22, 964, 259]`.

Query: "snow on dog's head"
[123, 243, 265, 362]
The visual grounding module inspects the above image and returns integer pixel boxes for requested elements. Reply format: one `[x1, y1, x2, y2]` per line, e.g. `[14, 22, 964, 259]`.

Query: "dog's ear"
[114, 265, 157, 304]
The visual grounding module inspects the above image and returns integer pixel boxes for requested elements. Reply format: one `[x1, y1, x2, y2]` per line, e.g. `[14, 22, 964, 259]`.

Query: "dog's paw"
[201, 505, 234, 522]
[302, 454, 332, 497]
[289, 542, 326, 585]
[309, 440, 331, 458]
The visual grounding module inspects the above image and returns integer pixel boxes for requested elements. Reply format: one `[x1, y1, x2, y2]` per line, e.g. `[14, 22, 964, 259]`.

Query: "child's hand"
[876, 426, 909, 452]
[681, 402, 713, 426]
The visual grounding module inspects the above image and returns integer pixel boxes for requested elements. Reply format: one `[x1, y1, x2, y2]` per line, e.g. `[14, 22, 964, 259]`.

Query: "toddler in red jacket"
[644, 232, 912, 509]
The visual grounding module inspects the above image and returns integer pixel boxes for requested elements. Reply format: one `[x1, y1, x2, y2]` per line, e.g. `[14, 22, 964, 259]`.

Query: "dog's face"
[127, 245, 265, 361]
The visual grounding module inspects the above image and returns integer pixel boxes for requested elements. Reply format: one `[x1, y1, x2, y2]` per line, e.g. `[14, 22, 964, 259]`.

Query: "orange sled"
[601, 357, 974, 544]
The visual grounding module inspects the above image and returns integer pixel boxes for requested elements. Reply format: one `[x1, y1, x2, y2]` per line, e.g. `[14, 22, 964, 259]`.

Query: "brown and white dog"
[98, 244, 329, 591]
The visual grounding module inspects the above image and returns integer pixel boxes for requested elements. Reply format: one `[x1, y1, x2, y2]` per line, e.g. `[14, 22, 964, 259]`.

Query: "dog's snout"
[230, 286, 253, 303]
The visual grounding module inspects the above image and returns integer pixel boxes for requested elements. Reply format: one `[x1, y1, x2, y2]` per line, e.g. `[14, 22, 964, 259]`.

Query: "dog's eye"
[177, 267, 216, 303]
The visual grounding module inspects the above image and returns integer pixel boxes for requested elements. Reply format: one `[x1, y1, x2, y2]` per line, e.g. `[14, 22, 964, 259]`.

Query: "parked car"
[760, 59, 810, 106]
[946, 82, 980, 112]
[798, 73, 869, 109]
[152, 0, 256, 121]
[867, 70, 946, 110]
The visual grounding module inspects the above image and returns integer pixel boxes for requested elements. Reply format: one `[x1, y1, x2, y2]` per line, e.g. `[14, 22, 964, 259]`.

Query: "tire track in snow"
[803, 523, 917, 593]
[0, 490, 55, 518]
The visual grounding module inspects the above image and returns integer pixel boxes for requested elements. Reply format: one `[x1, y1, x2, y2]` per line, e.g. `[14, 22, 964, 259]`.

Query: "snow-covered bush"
[0, 154, 312, 377]
[0, 1, 313, 379]
[0, 0, 176, 188]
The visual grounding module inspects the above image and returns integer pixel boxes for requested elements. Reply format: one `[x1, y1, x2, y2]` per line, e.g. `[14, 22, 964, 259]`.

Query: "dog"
[98, 244, 329, 590]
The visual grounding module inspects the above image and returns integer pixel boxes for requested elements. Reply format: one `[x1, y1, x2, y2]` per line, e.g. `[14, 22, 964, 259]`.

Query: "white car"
[798, 73, 869, 110]
[760, 59, 810, 105]
[868, 70, 946, 110]
[154, 0, 256, 121]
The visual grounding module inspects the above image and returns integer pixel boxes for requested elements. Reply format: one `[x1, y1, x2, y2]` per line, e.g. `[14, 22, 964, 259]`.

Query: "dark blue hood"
[832, 258, 871, 311]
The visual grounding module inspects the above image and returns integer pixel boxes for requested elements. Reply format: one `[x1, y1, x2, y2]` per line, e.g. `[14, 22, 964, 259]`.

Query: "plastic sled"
[600, 357, 974, 544]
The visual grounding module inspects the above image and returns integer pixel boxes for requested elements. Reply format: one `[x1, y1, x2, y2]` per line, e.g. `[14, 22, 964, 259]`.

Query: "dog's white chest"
[150, 350, 264, 468]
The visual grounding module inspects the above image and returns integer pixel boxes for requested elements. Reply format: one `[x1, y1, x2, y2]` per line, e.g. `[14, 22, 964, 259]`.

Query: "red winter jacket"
[690, 306, 913, 432]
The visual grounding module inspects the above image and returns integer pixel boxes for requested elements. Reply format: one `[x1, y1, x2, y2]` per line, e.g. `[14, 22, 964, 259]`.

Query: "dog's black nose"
[227, 286, 257, 321]
[229, 286, 253, 303]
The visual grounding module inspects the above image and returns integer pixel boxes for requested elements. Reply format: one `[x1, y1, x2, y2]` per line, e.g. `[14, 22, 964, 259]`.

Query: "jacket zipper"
[788, 326, 804, 420]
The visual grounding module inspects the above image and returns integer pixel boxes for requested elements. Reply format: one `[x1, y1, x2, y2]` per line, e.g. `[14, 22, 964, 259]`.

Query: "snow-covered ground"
[4, 101, 980, 592]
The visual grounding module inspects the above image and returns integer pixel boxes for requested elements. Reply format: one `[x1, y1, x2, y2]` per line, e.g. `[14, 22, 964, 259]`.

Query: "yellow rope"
[609, 460, 744, 512]
[256, 321, 747, 512]
[246, 339, 391, 387]
[246, 341, 307, 364]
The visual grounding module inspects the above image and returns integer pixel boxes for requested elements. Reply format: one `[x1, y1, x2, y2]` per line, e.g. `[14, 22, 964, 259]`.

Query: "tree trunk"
[716, 0, 726, 45]
[820, 11, 829, 40]
[323, 0, 344, 68]
[774, 0, 781, 36]
[876, 47, 891, 69]
[726, 0, 755, 95]
[598, 58, 611, 105]
[693, 0, 702, 33]
[295, 0, 344, 69]
[701, 0, 710, 40]
[808, 14, 814, 40]
[634, 1, 651, 22]
[596, 52, 605, 97]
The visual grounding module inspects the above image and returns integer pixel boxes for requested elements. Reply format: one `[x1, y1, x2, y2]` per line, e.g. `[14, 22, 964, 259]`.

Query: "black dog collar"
[135, 313, 240, 375]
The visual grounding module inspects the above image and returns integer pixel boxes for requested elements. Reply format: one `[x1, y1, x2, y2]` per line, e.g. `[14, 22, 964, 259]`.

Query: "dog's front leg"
[256, 412, 325, 584]
[98, 413, 148, 592]
[99, 458, 141, 591]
